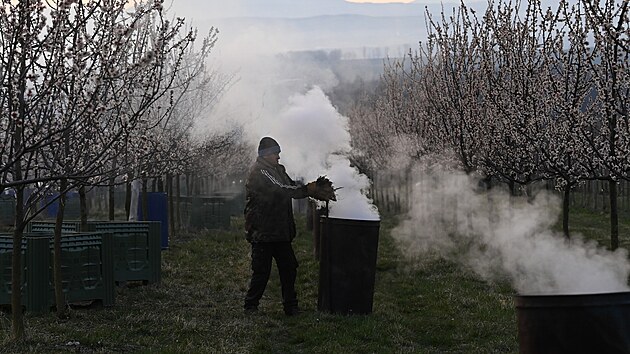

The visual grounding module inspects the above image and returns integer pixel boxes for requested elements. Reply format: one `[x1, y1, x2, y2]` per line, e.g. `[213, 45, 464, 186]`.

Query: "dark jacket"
[244, 157, 308, 242]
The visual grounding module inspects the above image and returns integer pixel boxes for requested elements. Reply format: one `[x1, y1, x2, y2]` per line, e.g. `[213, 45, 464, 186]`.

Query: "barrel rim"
[319, 216, 381, 224]
[514, 291, 630, 308]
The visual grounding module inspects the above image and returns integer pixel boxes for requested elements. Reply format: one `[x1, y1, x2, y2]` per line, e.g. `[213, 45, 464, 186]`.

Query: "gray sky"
[165, 0, 458, 55]
[164, 0, 463, 20]
[164, 0, 577, 22]
[164, 0, 567, 53]
[164, 0, 573, 21]
[182, 0, 578, 140]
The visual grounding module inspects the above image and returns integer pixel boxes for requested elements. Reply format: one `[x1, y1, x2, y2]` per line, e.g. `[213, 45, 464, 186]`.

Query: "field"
[1, 209, 628, 353]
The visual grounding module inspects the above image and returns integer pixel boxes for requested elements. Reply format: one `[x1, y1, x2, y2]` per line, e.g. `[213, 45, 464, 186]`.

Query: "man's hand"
[306, 176, 336, 201]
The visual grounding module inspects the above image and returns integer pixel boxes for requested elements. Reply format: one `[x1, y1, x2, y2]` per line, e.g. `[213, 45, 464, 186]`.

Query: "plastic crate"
[26, 221, 161, 284]
[52, 232, 115, 308]
[44, 192, 81, 219]
[0, 197, 15, 226]
[214, 192, 245, 217]
[27, 221, 81, 233]
[88, 221, 161, 284]
[0, 236, 52, 312]
[137, 192, 169, 249]
[0, 236, 28, 310]
[190, 196, 231, 230]
[0, 232, 115, 313]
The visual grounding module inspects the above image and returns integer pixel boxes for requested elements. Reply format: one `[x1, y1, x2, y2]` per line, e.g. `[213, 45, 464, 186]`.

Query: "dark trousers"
[244, 241, 298, 311]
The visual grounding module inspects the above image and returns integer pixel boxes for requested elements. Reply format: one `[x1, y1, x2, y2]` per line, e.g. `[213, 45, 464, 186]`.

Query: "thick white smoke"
[393, 165, 630, 294]
[324, 155, 379, 220]
[258, 86, 379, 221]
[189, 2, 381, 220]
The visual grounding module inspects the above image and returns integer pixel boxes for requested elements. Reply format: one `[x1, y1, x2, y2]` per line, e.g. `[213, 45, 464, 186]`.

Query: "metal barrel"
[515, 291, 630, 354]
[317, 216, 380, 315]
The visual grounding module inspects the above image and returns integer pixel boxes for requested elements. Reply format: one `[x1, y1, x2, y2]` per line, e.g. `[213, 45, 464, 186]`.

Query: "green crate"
[52, 232, 115, 308]
[0, 236, 51, 312]
[26, 221, 161, 284]
[88, 221, 161, 284]
[63, 198, 81, 219]
[25, 237, 51, 312]
[27, 221, 81, 233]
[0, 198, 15, 226]
[0, 236, 28, 310]
[191, 196, 231, 230]
[214, 192, 245, 217]
[0, 232, 115, 313]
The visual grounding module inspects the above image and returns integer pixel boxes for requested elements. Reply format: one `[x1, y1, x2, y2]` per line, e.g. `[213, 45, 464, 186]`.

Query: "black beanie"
[258, 137, 281, 157]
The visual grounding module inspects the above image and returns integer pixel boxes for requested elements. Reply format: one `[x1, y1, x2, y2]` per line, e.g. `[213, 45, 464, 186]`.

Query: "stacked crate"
[0, 196, 15, 226]
[28, 220, 161, 284]
[190, 196, 231, 230]
[89, 221, 161, 285]
[0, 232, 115, 313]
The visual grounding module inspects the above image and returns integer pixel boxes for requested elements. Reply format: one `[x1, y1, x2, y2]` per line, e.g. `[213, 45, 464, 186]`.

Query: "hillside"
[205, 15, 426, 57]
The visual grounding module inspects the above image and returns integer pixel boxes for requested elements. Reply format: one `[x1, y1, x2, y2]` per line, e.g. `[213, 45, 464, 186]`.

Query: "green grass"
[0, 214, 532, 353]
[552, 207, 630, 250]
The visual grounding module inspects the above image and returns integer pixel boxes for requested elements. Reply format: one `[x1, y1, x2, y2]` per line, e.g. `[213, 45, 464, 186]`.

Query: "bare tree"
[365, 0, 628, 246]
[0, 0, 221, 339]
[577, 0, 630, 249]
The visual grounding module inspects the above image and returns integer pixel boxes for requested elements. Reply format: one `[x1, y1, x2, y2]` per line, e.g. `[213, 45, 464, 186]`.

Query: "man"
[243, 136, 334, 316]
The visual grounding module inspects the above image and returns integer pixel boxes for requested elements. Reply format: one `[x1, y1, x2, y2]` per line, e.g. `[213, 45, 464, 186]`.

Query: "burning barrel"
[317, 216, 380, 315]
[515, 291, 630, 353]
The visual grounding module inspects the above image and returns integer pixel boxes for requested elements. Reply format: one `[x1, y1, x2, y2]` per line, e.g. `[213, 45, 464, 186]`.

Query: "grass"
[2, 208, 628, 353]
[552, 207, 630, 250]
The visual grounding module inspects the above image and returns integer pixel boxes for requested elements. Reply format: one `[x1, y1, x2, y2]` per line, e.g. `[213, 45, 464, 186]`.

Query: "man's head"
[258, 137, 281, 165]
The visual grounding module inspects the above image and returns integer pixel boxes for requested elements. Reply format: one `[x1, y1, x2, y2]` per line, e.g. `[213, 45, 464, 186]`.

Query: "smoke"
[188, 10, 344, 137]
[393, 164, 630, 295]
[261, 86, 379, 220]
[322, 155, 379, 220]
[186, 1, 381, 220]
[224, 50, 379, 220]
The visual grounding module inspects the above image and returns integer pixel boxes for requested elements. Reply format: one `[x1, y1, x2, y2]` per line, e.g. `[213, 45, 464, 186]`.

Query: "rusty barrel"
[515, 291, 630, 354]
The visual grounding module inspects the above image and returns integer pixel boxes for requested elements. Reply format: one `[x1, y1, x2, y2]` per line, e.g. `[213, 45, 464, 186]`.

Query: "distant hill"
[206, 15, 426, 57]
[174, 1, 464, 19]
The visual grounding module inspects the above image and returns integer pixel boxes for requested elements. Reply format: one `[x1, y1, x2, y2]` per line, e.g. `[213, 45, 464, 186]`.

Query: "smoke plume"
[194, 3, 382, 220]
[261, 86, 379, 220]
[393, 164, 630, 294]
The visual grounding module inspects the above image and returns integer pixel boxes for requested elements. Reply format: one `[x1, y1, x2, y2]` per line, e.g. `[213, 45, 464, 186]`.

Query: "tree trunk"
[79, 185, 88, 232]
[306, 199, 314, 231]
[11, 11, 28, 339]
[158, 176, 164, 193]
[185, 173, 192, 227]
[125, 181, 131, 220]
[142, 178, 149, 221]
[405, 168, 411, 212]
[176, 174, 181, 231]
[167, 173, 174, 236]
[623, 181, 630, 210]
[53, 181, 68, 317]
[580, 181, 590, 208]
[589, 181, 599, 211]
[108, 183, 115, 221]
[11, 186, 26, 341]
[109, 158, 116, 220]
[508, 180, 516, 196]
[562, 187, 570, 239]
[602, 180, 608, 212]
[610, 180, 619, 250]
[624, 181, 628, 213]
